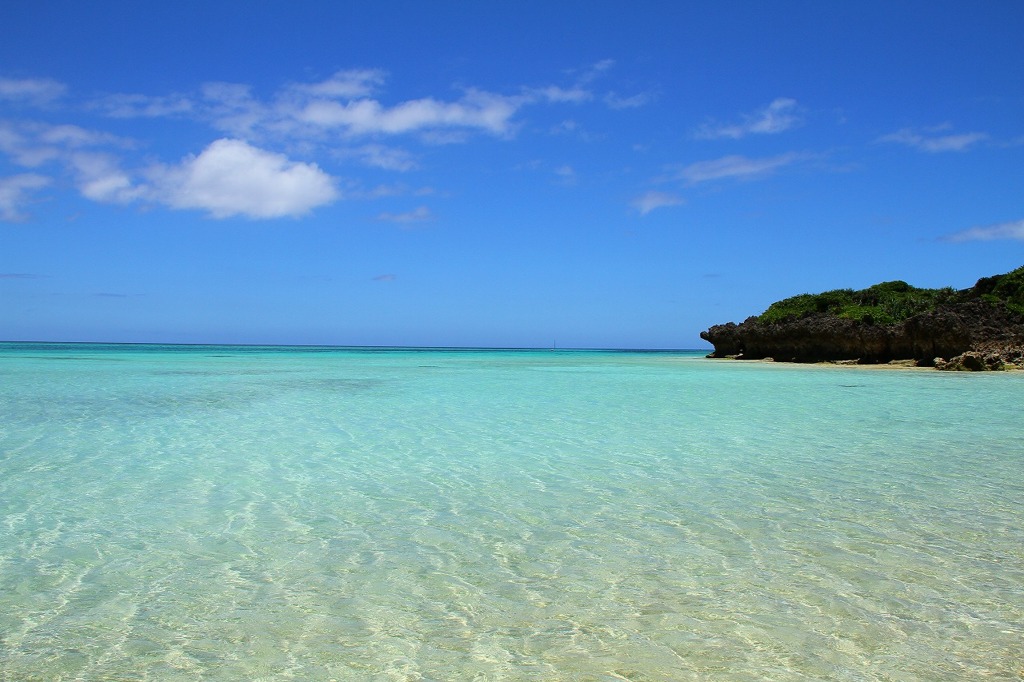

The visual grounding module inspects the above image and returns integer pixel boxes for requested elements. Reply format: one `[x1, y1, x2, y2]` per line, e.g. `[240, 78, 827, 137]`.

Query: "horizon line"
[0, 339, 711, 353]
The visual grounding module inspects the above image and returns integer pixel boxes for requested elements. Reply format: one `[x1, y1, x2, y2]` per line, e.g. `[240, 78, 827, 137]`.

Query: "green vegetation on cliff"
[972, 265, 1024, 315]
[758, 265, 1024, 325]
[759, 281, 956, 325]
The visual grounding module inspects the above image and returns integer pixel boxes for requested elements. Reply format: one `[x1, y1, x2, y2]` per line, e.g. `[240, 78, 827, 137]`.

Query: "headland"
[701, 266, 1024, 370]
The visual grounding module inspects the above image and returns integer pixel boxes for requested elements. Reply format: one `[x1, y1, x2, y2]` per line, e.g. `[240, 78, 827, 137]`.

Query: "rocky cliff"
[700, 267, 1024, 370]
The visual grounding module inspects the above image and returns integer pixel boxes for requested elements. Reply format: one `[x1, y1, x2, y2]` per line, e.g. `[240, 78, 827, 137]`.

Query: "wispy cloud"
[372, 273, 396, 282]
[201, 82, 266, 138]
[554, 164, 576, 185]
[293, 88, 522, 137]
[341, 144, 418, 172]
[375, 205, 433, 224]
[68, 152, 144, 204]
[0, 121, 129, 168]
[575, 59, 616, 85]
[551, 119, 579, 135]
[0, 173, 51, 221]
[0, 122, 53, 166]
[531, 85, 592, 104]
[605, 91, 654, 110]
[146, 139, 338, 219]
[631, 191, 684, 215]
[877, 125, 988, 152]
[0, 77, 66, 105]
[1, 119, 143, 219]
[942, 218, 1024, 242]
[196, 74, 530, 141]
[695, 98, 802, 139]
[540, 58, 651, 112]
[677, 153, 805, 183]
[8, 64, 637, 159]
[38, 124, 129, 148]
[1, 65, 647, 220]
[90, 92, 194, 118]
[286, 69, 386, 99]
[0, 272, 45, 279]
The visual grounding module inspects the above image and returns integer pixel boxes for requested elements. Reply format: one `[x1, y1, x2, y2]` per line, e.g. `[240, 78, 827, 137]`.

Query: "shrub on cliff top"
[758, 281, 958, 325]
[970, 265, 1024, 315]
[757, 267, 1024, 326]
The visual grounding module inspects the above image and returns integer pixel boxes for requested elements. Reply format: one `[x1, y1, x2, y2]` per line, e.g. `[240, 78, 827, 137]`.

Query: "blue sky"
[2, 1, 1022, 348]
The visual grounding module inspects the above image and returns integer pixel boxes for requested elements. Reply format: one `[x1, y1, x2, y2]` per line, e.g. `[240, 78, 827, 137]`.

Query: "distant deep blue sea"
[1, 343, 1022, 680]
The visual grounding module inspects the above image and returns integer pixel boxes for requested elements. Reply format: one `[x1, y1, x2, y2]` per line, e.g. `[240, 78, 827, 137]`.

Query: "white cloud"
[632, 191, 684, 215]
[677, 153, 804, 183]
[696, 98, 802, 139]
[2, 123, 337, 218]
[69, 152, 144, 204]
[274, 61, 627, 140]
[295, 88, 520, 137]
[0, 77, 66, 105]
[0, 173, 50, 221]
[942, 218, 1024, 242]
[877, 126, 988, 152]
[149, 139, 338, 219]
[82, 66, 621, 152]
[288, 69, 386, 99]
[375, 205, 433, 224]
[2, 66, 648, 222]
[192, 72, 531, 141]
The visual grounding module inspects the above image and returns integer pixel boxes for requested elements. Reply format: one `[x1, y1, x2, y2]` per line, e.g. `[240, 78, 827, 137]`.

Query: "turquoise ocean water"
[1, 343, 1022, 681]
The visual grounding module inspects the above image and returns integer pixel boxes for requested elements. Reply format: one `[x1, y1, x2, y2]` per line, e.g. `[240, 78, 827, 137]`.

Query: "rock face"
[701, 273, 1024, 370]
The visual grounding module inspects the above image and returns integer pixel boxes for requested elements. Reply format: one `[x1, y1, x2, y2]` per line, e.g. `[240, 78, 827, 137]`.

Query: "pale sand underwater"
[1, 344, 1022, 680]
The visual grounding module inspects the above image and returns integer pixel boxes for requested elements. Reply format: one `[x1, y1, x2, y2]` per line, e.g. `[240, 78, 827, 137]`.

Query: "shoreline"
[705, 356, 1023, 372]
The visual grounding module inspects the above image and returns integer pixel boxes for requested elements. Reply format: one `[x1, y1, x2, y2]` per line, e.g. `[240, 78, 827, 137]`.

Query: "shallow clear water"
[1, 343, 1022, 681]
